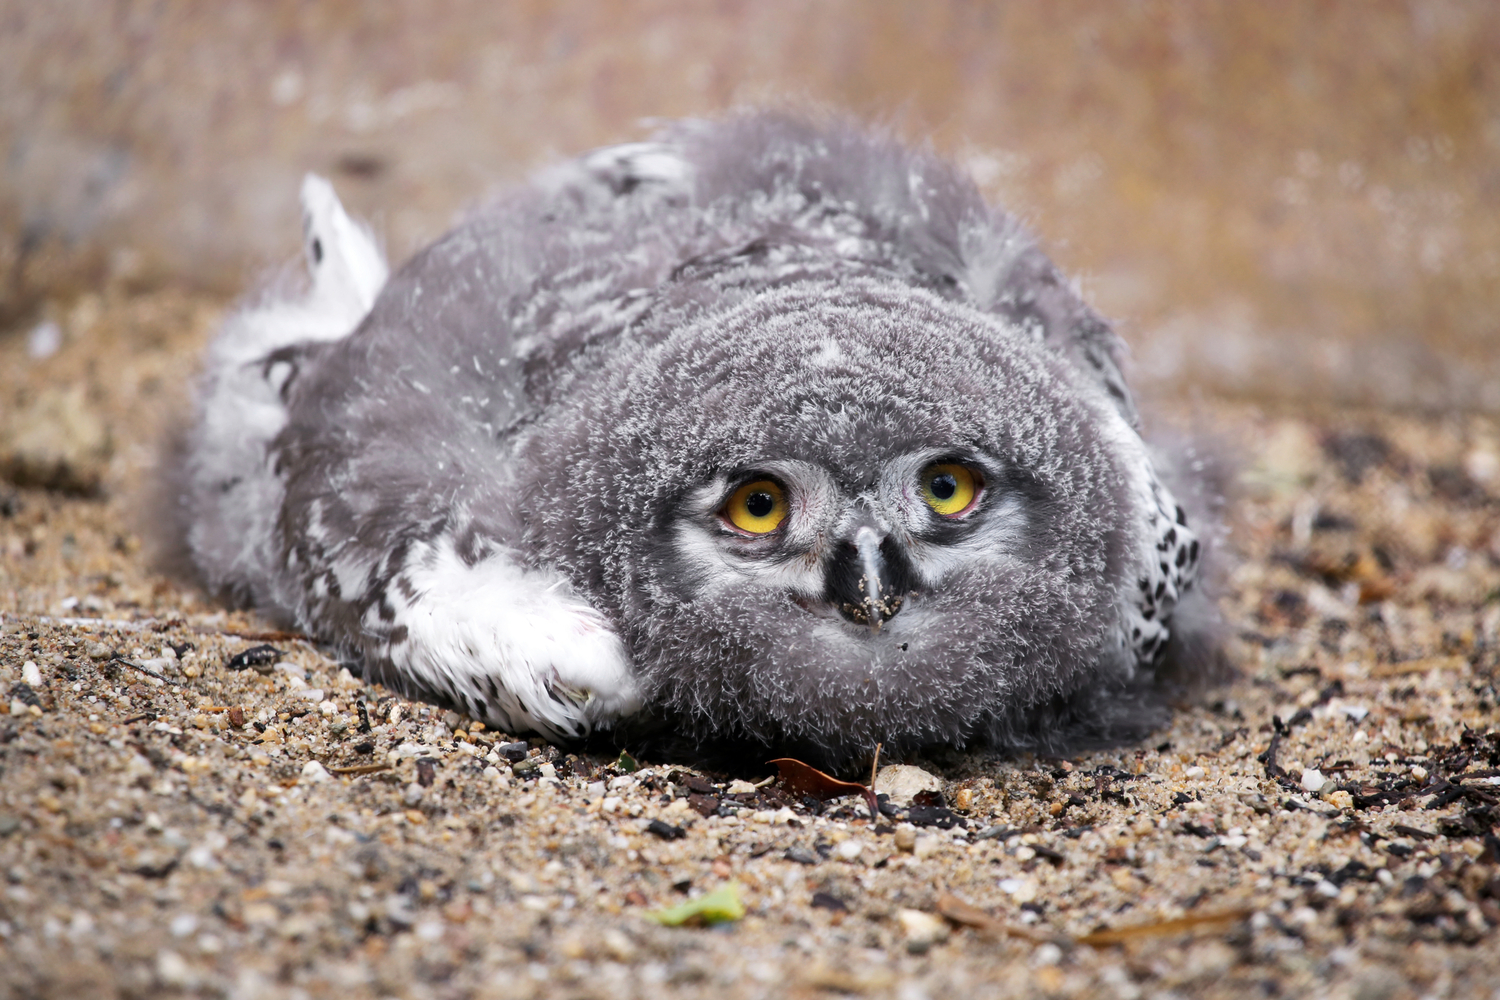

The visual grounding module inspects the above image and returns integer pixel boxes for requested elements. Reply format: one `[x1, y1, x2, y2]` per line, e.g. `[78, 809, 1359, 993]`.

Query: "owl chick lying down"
[180, 112, 1217, 769]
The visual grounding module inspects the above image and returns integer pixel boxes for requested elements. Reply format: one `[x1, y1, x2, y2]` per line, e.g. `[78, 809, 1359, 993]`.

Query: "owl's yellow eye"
[724, 480, 787, 534]
[921, 463, 979, 517]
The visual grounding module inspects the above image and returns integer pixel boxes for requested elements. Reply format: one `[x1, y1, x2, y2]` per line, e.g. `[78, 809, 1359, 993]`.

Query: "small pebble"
[26, 319, 61, 359]
[299, 761, 331, 784]
[1001, 877, 1039, 904]
[225, 644, 283, 674]
[155, 950, 191, 988]
[681, 774, 716, 794]
[601, 928, 637, 962]
[873, 764, 943, 806]
[1299, 769, 1327, 793]
[1033, 942, 1063, 966]
[810, 891, 849, 912]
[384, 896, 417, 929]
[646, 819, 686, 840]
[415, 758, 436, 788]
[893, 828, 917, 853]
[686, 794, 720, 817]
[896, 909, 949, 952]
[21, 662, 41, 687]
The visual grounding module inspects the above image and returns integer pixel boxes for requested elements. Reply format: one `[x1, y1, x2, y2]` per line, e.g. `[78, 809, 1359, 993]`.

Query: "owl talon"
[546, 678, 594, 708]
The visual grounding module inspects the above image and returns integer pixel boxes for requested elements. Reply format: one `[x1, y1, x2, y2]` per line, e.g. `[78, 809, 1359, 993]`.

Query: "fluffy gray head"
[519, 271, 1145, 759]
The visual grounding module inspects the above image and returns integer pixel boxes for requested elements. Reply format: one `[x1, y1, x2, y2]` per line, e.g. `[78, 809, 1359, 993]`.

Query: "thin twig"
[327, 762, 392, 776]
[111, 656, 183, 687]
[1369, 655, 1468, 678]
[870, 742, 883, 789]
[1078, 908, 1254, 947]
[935, 893, 1060, 945]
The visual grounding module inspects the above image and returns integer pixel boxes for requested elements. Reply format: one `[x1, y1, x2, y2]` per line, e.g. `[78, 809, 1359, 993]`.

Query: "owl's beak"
[824, 524, 914, 632]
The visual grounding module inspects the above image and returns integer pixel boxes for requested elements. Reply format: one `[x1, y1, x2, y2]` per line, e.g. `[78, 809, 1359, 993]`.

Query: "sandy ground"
[1, 289, 1499, 999]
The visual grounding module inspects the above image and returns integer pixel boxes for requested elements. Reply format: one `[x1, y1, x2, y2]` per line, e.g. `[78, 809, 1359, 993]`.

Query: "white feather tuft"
[378, 537, 642, 739]
[299, 174, 388, 319]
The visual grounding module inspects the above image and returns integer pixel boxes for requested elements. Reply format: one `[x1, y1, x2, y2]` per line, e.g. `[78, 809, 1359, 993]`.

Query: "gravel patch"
[0, 290, 1497, 998]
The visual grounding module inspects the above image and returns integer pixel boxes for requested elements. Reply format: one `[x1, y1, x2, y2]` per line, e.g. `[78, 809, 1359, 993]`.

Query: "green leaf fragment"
[645, 882, 746, 926]
[616, 750, 640, 773]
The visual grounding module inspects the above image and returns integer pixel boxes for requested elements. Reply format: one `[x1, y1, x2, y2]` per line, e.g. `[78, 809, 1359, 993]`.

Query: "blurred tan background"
[3, 0, 1497, 411]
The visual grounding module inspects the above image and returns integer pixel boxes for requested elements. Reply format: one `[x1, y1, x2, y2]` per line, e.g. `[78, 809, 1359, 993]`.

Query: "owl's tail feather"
[174, 177, 387, 616]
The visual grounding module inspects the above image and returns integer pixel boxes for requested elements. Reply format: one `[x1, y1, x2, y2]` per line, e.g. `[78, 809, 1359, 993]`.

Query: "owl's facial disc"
[672, 454, 1025, 639]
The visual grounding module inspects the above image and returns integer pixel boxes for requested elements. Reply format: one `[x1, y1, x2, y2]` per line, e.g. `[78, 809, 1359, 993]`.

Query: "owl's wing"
[185, 176, 640, 738]
[986, 252, 1141, 428]
[181, 175, 389, 616]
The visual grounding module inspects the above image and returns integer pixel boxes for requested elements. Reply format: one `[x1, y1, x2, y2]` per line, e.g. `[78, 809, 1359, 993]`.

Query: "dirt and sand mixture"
[1, 289, 1498, 998]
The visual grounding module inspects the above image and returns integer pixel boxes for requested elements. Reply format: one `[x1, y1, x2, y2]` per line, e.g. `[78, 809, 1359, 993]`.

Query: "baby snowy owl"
[180, 112, 1211, 767]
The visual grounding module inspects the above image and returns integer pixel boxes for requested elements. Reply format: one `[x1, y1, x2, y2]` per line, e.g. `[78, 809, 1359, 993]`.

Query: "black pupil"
[745, 491, 775, 518]
[930, 472, 957, 501]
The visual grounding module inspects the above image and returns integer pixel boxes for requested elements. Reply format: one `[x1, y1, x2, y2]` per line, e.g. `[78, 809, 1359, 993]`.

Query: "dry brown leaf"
[768, 757, 879, 818]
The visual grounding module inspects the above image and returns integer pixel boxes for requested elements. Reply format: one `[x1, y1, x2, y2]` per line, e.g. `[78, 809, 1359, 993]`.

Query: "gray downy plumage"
[179, 110, 1215, 769]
